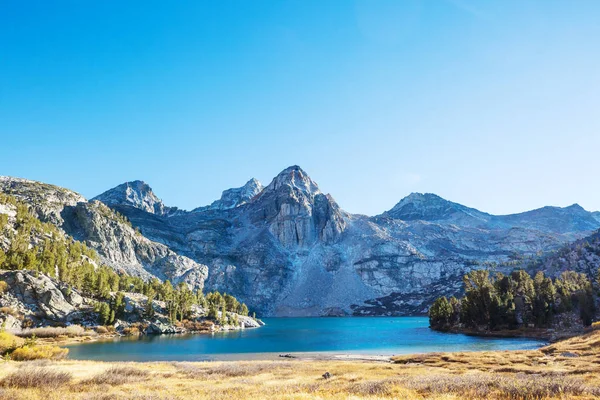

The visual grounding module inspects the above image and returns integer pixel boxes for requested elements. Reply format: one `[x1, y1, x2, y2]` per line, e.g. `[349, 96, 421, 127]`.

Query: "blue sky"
[1, 1, 599, 215]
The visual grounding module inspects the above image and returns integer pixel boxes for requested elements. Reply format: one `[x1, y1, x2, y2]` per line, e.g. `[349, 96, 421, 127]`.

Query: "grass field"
[0, 330, 599, 399]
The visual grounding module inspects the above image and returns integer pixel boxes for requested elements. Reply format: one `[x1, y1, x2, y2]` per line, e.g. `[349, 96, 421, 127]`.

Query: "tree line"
[430, 269, 597, 331]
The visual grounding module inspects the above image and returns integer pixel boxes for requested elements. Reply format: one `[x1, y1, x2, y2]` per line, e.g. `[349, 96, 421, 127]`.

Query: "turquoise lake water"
[66, 317, 545, 361]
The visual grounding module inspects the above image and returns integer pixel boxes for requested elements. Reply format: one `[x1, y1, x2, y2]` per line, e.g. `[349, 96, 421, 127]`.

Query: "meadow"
[0, 330, 599, 399]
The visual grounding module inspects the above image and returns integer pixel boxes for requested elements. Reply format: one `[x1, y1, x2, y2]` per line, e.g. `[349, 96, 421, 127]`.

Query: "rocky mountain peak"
[196, 178, 264, 212]
[248, 166, 346, 248]
[383, 192, 489, 223]
[565, 203, 585, 211]
[93, 180, 172, 216]
[264, 165, 320, 196]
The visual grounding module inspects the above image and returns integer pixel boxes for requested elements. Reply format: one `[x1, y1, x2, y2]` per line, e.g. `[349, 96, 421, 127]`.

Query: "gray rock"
[560, 352, 579, 358]
[146, 322, 179, 335]
[238, 315, 261, 328]
[0, 270, 86, 321]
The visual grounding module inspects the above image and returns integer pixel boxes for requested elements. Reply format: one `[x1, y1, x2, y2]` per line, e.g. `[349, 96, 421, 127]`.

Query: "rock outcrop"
[0, 270, 93, 329]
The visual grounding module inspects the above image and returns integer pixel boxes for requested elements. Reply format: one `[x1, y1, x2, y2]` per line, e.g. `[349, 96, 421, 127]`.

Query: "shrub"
[183, 320, 214, 332]
[1, 367, 71, 389]
[0, 307, 17, 317]
[15, 325, 95, 338]
[0, 281, 8, 294]
[85, 366, 149, 386]
[122, 326, 140, 336]
[10, 344, 69, 361]
[95, 326, 109, 334]
[0, 331, 24, 354]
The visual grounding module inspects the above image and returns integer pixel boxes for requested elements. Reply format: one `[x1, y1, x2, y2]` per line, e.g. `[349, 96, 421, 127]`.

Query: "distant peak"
[243, 178, 263, 190]
[383, 192, 490, 224]
[400, 192, 444, 203]
[566, 203, 585, 211]
[195, 177, 264, 212]
[93, 180, 171, 216]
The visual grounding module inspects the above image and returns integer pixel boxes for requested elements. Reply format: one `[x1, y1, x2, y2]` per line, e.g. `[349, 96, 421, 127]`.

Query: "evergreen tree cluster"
[204, 291, 249, 325]
[0, 194, 253, 326]
[430, 269, 597, 331]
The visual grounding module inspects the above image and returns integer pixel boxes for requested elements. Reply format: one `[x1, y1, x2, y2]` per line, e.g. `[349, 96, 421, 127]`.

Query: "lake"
[66, 317, 545, 361]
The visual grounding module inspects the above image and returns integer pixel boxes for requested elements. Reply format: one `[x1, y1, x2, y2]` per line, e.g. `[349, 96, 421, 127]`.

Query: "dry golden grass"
[15, 325, 97, 339]
[1, 330, 600, 399]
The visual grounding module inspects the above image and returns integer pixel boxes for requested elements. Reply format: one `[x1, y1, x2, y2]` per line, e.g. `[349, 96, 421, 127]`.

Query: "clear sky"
[1, 1, 599, 215]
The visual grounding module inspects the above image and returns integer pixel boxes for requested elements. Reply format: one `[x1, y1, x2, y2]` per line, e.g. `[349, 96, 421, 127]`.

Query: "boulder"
[2, 271, 79, 320]
[146, 322, 179, 335]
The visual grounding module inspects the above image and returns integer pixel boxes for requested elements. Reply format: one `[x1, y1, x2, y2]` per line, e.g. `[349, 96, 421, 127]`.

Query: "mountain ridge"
[2, 167, 599, 317]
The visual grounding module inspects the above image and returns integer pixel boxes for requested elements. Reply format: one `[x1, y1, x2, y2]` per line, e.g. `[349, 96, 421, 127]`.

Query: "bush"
[0, 281, 7, 294]
[122, 326, 140, 336]
[1, 367, 71, 389]
[95, 326, 109, 334]
[10, 344, 69, 361]
[0, 331, 24, 354]
[183, 320, 214, 332]
[15, 325, 95, 338]
[0, 307, 17, 316]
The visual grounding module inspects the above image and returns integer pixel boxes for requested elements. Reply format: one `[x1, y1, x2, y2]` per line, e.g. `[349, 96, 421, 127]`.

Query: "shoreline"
[34, 323, 264, 347]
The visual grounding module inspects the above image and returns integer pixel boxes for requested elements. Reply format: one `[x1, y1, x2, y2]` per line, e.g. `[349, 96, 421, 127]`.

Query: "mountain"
[2, 168, 599, 317]
[0, 176, 207, 289]
[497, 204, 600, 234]
[93, 180, 180, 217]
[90, 166, 600, 317]
[383, 193, 598, 237]
[382, 193, 492, 227]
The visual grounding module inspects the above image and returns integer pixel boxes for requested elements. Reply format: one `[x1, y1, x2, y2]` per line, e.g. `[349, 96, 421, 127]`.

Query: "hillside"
[0, 191, 258, 334]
